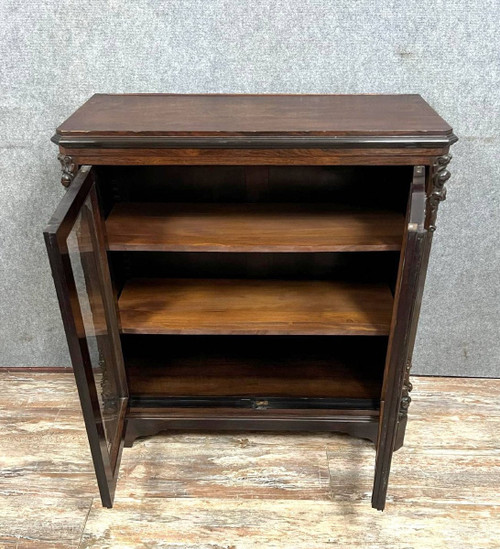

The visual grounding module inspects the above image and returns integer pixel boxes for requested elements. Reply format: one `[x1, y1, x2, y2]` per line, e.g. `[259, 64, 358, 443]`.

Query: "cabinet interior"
[95, 164, 412, 411]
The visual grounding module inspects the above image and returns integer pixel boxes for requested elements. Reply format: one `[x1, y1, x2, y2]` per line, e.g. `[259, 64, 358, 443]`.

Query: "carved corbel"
[58, 154, 76, 187]
[425, 154, 452, 231]
[399, 359, 413, 420]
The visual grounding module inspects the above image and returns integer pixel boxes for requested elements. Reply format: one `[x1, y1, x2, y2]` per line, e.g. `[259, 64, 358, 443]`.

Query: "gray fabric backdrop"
[0, 1, 498, 376]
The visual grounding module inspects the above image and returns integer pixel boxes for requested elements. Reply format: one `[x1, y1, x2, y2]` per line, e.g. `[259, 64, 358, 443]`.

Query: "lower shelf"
[122, 332, 387, 446]
[123, 335, 386, 401]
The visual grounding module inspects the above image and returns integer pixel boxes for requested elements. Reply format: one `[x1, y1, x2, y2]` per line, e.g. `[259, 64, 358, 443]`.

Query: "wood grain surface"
[62, 147, 444, 167]
[0, 372, 498, 548]
[118, 278, 394, 335]
[56, 94, 453, 137]
[106, 203, 404, 252]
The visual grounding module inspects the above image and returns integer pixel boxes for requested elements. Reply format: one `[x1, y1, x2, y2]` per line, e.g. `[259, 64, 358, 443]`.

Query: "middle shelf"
[118, 278, 394, 336]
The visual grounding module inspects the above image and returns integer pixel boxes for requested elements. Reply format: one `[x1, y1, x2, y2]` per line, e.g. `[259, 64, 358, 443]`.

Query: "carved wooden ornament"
[426, 154, 452, 231]
[58, 154, 76, 187]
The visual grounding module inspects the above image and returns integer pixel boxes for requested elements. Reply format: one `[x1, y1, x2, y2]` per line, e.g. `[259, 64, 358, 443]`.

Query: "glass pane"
[67, 195, 121, 455]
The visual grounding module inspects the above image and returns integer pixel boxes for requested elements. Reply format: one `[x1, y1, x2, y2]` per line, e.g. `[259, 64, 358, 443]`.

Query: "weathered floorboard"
[0, 495, 92, 549]
[80, 497, 500, 549]
[0, 372, 499, 548]
[118, 434, 331, 500]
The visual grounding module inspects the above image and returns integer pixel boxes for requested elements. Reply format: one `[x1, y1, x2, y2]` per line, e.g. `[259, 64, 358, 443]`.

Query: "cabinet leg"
[124, 421, 138, 448]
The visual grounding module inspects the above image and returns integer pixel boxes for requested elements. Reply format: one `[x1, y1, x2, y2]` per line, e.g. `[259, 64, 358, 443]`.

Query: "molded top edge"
[54, 94, 456, 147]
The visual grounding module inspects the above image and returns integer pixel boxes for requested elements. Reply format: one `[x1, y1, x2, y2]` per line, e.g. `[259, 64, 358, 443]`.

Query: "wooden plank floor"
[0, 372, 498, 548]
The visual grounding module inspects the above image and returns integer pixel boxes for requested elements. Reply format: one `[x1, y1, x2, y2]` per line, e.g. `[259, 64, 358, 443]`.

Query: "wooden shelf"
[123, 335, 386, 400]
[118, 278, 393, 336]
[106, 203, 404, 252]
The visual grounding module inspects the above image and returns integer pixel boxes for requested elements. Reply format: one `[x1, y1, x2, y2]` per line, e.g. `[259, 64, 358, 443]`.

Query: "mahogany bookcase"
[44, 94, 456, 509]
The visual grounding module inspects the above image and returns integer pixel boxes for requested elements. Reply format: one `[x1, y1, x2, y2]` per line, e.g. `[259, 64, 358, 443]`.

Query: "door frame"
[372, 165, 432, 510]
[44, 165, 128, 507]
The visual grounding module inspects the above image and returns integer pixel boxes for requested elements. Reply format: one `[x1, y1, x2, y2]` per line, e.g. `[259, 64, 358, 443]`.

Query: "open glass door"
[372, 165, 430, 510]
[44, 165, 128, 508]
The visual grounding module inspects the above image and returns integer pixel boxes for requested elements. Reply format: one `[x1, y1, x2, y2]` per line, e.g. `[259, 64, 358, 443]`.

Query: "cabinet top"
[53, 94, 456, 149]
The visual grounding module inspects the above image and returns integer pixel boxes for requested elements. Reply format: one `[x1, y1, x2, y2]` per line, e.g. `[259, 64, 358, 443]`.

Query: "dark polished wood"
[372, 166, 432, 510]
[47, 94, 456, 510]
[55, 94, 454, 138]
[54, 95, 456, 169]
[118, 278, 394, 336]
[61, 147, 447, 167]
[44, 166, 128, 508]
[106, 203, 404, 253]
[124, 407, 380, 448]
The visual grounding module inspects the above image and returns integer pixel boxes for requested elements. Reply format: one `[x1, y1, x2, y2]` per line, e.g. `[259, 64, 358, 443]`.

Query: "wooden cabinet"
[44, 94, 456, 510]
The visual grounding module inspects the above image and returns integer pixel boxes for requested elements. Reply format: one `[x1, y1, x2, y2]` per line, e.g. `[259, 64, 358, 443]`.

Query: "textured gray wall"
[0, 1, 498, 376]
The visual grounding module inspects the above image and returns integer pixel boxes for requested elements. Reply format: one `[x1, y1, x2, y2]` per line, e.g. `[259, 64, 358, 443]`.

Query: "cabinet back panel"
[109, 251, 400, 290]
[122, 334, 387, 401]
[96, 165, 412, 214]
